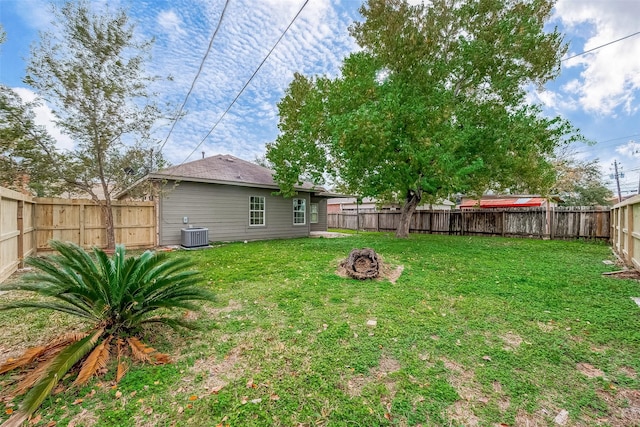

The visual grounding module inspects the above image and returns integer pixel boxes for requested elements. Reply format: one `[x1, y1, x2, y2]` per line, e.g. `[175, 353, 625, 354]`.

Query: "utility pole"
[613, 160, 623, 203]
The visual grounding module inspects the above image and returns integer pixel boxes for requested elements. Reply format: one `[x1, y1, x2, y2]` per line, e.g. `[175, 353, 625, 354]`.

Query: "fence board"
[329, 207, 610, 240]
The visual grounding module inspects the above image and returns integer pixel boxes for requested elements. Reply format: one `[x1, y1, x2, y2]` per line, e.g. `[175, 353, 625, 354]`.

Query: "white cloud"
[554, 0, 640, 115]
[135, 0, 357, 164]
[12, 0, 53, 30]
[615, 140, 640, 158]
[12, 87, 75, 152]
[157, 10, 187, 40]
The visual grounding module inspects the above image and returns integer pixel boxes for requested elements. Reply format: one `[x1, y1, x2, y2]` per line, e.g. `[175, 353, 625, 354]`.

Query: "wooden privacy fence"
[329, 207, 610, 239]
[0, 187, 36, 283]
[610, 195, 640, 270]
[0, 185, 156, 284]
[35, 198, 156, 252]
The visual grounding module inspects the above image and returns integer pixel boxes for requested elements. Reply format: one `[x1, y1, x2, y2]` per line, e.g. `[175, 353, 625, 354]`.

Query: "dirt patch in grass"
[441, 358, 490, 426]
[536, 321, 555, 332]
[514, 408, 548, 427]
[67, 409, 98, 427]
[442, 358, 481, 401]
[448, 400, 480, 427]
[577, 362, 606, 378]
[202, 299, 242, 317]
[603, 269, 640, 280]
[345, 355, 401, 397]
[597, 387, 640, 427]
[618, 366, 637, 379]
[191, 345, 246, 394]
[500, 332, 523, 350]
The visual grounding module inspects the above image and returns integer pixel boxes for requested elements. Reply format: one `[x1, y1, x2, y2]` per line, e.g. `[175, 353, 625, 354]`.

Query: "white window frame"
[293, 198, 306, 225]
[310, 202, 319, 224]
[249, 196, 265, 226]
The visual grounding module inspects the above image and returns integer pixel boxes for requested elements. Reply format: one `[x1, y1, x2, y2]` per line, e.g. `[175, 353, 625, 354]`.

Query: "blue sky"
[1, 0, 640, 195]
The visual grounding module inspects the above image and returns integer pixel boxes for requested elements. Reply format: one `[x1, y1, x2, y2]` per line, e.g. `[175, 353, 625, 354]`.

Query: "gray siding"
[310, 197, 327, 232]
[159, 181, 311, 245]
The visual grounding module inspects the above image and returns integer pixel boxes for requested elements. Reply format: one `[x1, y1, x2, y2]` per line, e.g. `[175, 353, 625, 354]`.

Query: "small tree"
[24, 1, 167, 249]
[553, 157, 612, 206]
[267, 0, 583, 237]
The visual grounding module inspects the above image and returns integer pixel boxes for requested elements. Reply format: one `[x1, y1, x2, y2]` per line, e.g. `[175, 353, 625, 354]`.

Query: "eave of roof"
[460, 197, 548, 208]
[146, 173, 322, 192]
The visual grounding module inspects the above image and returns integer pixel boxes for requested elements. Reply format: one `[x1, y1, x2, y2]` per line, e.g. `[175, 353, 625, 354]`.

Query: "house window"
[310, 203, 319, 224]
[250, 196, 265, 226]
[293, 198, 306, 225]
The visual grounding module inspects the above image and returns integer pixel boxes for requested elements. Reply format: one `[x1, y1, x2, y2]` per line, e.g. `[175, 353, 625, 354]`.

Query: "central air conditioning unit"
[181, 227, 209, 248]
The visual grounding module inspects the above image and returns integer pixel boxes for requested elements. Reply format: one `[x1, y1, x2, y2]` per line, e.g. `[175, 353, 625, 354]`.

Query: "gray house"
[141, 155, 331, 245]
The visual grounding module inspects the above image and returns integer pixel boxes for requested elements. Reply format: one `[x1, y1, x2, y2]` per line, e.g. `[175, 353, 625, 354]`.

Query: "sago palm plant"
[0, 241, 214, 427]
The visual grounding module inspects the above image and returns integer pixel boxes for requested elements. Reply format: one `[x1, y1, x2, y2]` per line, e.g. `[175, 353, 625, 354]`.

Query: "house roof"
[459, 197, 548, 208]
[148, 154, 322, 192]
[326, 197, 454, 206]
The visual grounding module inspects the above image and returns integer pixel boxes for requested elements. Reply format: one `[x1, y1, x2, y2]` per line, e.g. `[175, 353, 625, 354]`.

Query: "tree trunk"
[395, 190, 421, 238]
[102, 197, 116, 251]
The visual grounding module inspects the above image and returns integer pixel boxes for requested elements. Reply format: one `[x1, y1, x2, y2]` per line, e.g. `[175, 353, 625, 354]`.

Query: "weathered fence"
[329, 207, 610, 239]
[0, 187, 36, 283]
[611, 195, 640, 270]
[0, 186, 157, 284]
[35, 198, 156, 252]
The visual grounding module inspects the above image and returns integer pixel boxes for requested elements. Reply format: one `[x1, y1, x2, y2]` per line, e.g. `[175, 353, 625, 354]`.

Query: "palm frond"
[126, 337, 155, 363]
[74, 336, 111, 386]
[3, 329, 103, 426]
[13, 357, 56, 397]
[115, 338, 128, 383]
[151, 352, 171, 365]
[0, 301, 96, 319]
[0, 346, 46, 375]
[44, 332, 88, 351]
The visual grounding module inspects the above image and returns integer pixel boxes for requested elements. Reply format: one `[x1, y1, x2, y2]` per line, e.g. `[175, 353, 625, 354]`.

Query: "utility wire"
[570, 133, 640, 155]
[158, 0, 231, 155]
[179, 0, 310, 165]
[562, 31, 640, 62]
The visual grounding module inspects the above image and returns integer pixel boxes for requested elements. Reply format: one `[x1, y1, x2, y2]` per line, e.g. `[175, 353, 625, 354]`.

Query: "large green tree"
[24, 1, 166, 249]
[267, 0, 582, 237]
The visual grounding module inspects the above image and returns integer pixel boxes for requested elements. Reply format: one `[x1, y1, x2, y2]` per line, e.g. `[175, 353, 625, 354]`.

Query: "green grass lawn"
[2, 233, 639, 426]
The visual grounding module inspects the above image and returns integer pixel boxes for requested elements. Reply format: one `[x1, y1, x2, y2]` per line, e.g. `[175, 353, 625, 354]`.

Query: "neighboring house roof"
[147, 154, 323, 193]
[460, 197, 548, 208]
[326, 197, 454, 207]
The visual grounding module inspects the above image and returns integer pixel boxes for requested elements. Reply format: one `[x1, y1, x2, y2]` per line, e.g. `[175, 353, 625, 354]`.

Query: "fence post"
[550, 207, 555, 240]
[17, 200, 24, 268]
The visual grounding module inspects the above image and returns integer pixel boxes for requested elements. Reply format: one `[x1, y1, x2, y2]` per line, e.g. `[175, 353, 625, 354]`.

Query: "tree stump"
[341, 248, 381, 280]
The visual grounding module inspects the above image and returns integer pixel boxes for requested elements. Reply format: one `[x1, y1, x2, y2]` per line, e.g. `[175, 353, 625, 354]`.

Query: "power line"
[158, 0, 231, 155]
[179, 0, 310, 165]
[571, 133, 640, 155]
[562, 31, 640, 62]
